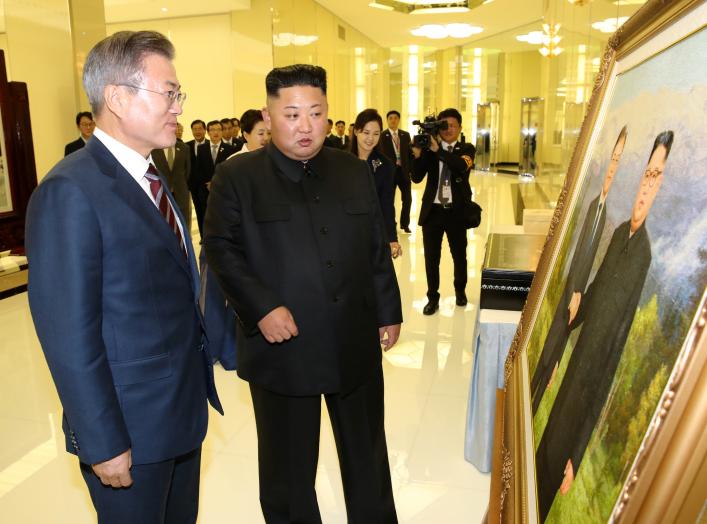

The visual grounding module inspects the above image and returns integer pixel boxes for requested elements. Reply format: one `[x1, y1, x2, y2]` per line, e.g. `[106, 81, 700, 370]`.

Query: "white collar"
[92, 127, 152, 181]
[441, 140, 457, 149]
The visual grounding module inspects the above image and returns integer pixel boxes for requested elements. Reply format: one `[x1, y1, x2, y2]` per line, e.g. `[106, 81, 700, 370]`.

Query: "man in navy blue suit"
[26, 31, 222, 523]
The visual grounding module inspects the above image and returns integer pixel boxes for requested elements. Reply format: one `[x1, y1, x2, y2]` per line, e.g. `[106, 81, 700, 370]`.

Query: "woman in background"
[229, 109, 270, 158]
[351, 108, 402, 258]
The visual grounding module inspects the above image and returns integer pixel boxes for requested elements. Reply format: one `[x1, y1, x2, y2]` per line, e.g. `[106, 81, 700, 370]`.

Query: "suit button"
[333, 295, 339, 303]
[314, 196, 320, 203]
[326, 260, 334, 268]
[320, 226, 328, 234]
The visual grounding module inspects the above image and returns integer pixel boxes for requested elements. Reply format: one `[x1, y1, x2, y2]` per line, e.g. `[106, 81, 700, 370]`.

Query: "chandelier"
[539, 23, 563, 57]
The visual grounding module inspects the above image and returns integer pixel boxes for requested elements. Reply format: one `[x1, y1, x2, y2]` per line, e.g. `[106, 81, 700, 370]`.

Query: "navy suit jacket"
[26, 137, 222, 466]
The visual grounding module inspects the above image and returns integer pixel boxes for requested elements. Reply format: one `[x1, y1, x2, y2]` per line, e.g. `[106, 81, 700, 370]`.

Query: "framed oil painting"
[490, 1, 707, 523]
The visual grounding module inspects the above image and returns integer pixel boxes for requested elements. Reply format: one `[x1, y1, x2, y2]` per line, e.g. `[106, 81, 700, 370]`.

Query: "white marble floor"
[0, 170, 523, 523]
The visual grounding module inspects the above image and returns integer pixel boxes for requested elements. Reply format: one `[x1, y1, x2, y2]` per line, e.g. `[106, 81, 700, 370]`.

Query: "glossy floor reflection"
[0, 170, 529, 523]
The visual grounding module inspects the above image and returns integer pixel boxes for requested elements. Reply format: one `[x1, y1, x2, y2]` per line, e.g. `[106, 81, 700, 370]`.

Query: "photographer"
[412, 108, 478, 315]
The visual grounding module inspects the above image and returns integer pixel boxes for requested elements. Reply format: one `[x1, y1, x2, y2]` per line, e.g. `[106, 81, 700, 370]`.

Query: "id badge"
[442, 183, 452, 200]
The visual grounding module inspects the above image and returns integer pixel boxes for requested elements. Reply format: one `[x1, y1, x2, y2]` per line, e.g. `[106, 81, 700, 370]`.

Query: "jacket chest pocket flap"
[254, 204, 291, 222]
[342, 197, 370, 215]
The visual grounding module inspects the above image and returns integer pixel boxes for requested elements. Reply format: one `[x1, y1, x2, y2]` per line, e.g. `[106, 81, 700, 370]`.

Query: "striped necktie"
[144, 164, 186, 256]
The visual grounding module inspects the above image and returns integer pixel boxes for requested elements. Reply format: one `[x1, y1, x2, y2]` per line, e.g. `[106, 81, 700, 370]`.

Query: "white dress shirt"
[92, 127, 186, 248]
[433, 140, 457, 204]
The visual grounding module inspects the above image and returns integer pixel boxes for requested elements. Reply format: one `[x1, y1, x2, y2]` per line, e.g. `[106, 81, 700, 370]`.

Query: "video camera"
[412, 115, 448, 149]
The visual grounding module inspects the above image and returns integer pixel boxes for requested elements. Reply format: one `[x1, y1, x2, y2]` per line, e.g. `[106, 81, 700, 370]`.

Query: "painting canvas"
[523, 17, 706, 524]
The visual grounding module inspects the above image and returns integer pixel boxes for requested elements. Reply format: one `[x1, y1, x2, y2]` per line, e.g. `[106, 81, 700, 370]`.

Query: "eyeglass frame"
[116, 84, 187, 107]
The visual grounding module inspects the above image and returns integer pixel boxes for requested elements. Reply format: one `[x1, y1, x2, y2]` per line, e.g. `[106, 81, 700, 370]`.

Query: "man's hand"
[559, 459, 575, 495]
[379, 324, 401, 352]
[258, 306, 299, 343]
[411, 146, 422, 159]
[429, 134, 440, 153]
[206, 181, 212, 191]
[92, 449, 132, 488]
[390, 242, 402, 259]
[568, 292, 581, 325]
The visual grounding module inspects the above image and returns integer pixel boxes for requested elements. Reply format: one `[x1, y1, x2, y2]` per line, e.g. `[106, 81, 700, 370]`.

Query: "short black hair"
[206, 120, 222, 131]
[76, 111, 93, 126]
[335, 120, 345, 126]
[266, 64, 327, 98]
[240, 109, 264, 135]
[437, 108, 462, 125]
[231, 118, 240, 125]
[648, 130, 674, 163]
[191, 119, 206, 129]
[386, 110, 400, 119]
[327, 118, 333, 125]
[220, 118, 232, 127]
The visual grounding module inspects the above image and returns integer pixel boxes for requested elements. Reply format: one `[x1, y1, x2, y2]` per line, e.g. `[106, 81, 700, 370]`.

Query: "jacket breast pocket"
[342, 198, 370, 215]
[253, 204, 291, 222]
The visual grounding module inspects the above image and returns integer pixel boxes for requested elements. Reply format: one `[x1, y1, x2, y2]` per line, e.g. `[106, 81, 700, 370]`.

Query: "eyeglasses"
[117, 84, 187, 107]
[642, 167, 663, 187]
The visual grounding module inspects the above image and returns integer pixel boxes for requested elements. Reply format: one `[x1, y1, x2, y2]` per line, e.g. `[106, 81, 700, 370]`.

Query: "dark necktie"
[144, 164, 186, 256]
[437, 145, 453, 204]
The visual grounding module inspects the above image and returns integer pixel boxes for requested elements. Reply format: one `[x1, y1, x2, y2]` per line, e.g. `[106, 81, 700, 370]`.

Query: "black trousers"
[80, 447, 201, 524]
[249, 365, 397, 524]
[191, 185, 209, 237]
[422, 205, 468, 301]
[393, 166, 412, 229]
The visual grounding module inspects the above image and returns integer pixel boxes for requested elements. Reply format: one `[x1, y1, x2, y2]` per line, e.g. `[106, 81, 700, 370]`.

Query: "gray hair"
[83, 30, 175, 115]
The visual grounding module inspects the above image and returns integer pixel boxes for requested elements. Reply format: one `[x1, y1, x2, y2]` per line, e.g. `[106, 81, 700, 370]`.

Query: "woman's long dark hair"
[350, 108, 384, 158]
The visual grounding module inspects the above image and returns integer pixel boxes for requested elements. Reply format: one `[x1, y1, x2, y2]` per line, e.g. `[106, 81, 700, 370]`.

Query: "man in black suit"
[152, 124, 192, 231]
[380, 110, 413, 233]
[327, 119, 350, 150]
[186, 119, 208, 164]
[412, 108, 476, 315]
[191, 120, 235, 236]
[64, 111, 94, 156]
[530, 126, 627, 414]
[204, 64, 402, 523]
[220, 117, 235, 146]
[27, 30, 221, 522]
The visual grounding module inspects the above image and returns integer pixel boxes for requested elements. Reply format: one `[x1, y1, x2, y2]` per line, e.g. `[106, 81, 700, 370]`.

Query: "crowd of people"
[43, 30, 481, 524]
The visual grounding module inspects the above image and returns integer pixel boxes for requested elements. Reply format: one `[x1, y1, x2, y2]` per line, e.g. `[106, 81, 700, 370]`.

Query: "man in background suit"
[64, 111, 95, 156]
[186, 119, 208, 162]
[530, 126, 628, 414]
[220, 117, 235, 146]
[192, 120, 235, 235]
[152, 123, 192, 231]
[328, 119, 350, 150]
[380, 110, 413, 233]
[204, 64, 402, 523]
[26, 30, 221, 523]
[412, 108, 476, 315]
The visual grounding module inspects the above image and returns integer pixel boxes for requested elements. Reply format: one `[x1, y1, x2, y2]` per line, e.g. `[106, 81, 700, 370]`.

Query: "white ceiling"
[313, 0, 646, 51]
[103, 0, 250, 24]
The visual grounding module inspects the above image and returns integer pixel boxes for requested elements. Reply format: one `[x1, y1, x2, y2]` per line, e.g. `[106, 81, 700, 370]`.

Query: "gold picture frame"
[490, 1, 707, 522]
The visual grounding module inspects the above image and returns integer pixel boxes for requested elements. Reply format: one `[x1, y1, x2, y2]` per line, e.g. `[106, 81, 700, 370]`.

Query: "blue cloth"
[199, 248, 237, 370]
[465, 311, 519, 473]
[25, 137, 222, 467]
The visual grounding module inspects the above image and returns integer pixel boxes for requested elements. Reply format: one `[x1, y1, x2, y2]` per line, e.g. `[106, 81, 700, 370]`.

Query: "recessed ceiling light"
[411, 23, 483, 39]
[592, 16, 630, 33]
[516, 31, 545, 45]
[161, 7, 168, 12]
[612, 0, 646, 4]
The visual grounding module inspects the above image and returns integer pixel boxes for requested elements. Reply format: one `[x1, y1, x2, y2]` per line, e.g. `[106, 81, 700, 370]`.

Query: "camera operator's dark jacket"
[412, 141, 476, 226]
